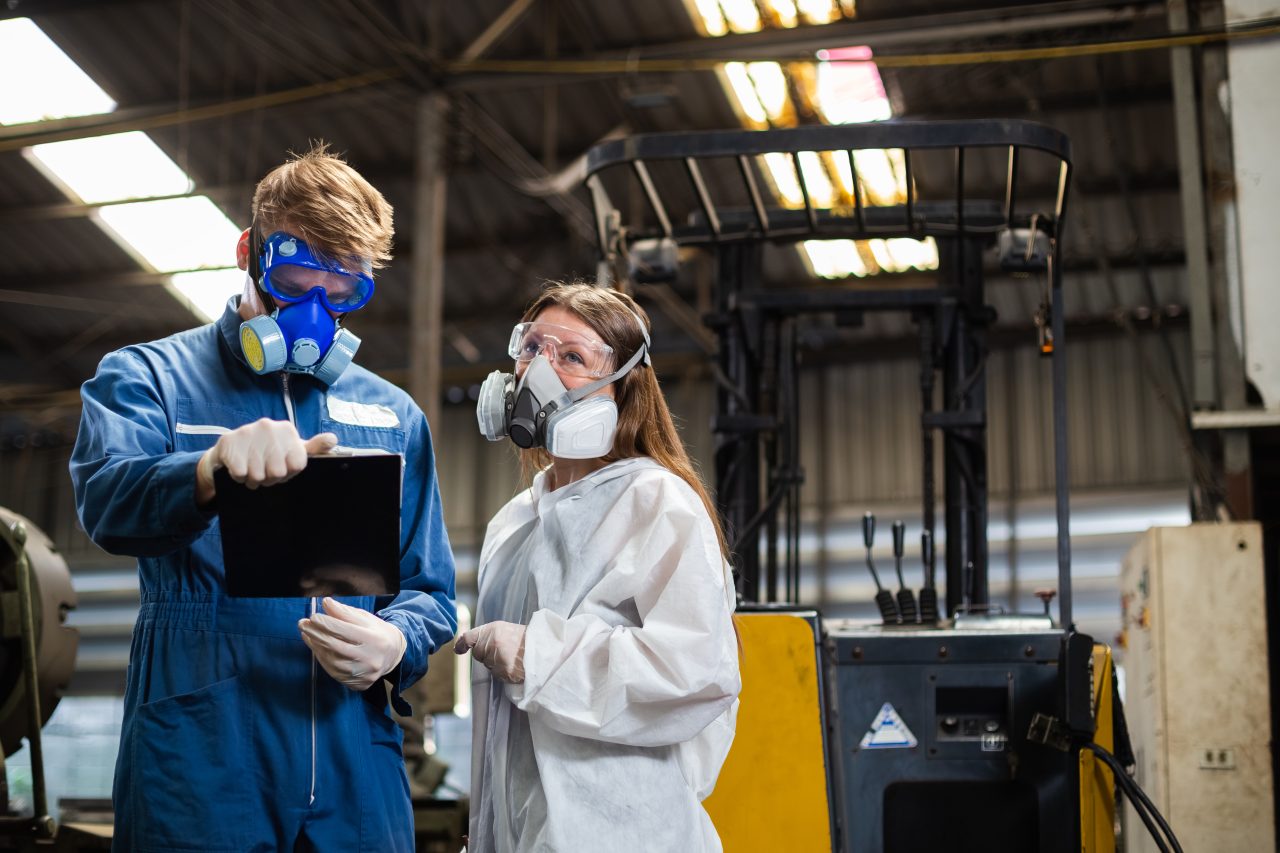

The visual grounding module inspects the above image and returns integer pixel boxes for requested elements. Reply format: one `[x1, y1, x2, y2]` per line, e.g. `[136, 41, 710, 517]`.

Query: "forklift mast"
[583, 120, 1074, 626]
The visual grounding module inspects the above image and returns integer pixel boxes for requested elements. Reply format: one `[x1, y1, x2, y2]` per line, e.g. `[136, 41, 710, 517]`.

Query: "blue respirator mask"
[239, 229, 375, 386]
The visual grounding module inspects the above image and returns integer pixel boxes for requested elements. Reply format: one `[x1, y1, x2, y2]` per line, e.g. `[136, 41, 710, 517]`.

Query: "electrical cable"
[1083, 740, 1184, 853]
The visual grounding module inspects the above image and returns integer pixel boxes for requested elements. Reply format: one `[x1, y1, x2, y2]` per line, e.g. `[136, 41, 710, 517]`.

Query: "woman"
[455, 282, 741, 852]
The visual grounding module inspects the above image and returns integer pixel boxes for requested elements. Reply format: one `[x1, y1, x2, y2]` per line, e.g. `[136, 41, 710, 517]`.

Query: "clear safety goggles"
[508, 321, 616, 379]
[260, 231, 374, 313]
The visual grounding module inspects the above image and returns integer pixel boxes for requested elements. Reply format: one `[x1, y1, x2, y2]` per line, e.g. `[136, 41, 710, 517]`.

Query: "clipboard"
[215, 453, 402, 597]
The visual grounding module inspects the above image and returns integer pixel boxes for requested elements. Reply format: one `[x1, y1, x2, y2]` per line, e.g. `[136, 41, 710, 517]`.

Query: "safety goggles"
[259, 231, 374, 313]
[508, 321, 616, 379]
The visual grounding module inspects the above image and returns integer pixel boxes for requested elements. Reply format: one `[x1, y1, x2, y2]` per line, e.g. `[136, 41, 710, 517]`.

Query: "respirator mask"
[239, 229, 375, 386]
[476, 313, 651, 459]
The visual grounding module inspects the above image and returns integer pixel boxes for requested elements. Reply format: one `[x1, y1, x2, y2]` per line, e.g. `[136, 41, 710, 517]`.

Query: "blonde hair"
[252, 141, 394, 268]
[518, 282, 731, 562]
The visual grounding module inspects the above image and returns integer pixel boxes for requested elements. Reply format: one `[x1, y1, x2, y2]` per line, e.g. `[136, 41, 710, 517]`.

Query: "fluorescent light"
[97, 196, 241, 272]
[0, 19, 115, 124]
[27, 131, 192, 203]
[167, 268, 245, 324]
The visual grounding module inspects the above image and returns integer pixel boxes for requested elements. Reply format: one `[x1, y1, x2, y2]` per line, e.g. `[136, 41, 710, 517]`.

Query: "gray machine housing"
[826, 625, 1080, 853]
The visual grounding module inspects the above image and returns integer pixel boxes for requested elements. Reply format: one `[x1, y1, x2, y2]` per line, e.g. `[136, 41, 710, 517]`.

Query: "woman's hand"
[454, 621, 526, 683]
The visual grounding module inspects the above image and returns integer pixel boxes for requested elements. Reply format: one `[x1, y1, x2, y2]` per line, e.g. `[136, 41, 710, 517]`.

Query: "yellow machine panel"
[704, 611, 831, 852]
[1080, 644, 1116, 853]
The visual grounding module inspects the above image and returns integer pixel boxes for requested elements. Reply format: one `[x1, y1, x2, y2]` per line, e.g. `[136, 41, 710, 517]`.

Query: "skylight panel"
[0, 18, 115, 124]
[746, 62, 791, 123]
[764, 0, 800, 29]
[762, 152, 805, 207]
[816, 47, 892, 125]
[27, 132, 193, 203]
[880, 237, 940, 272]
[797, 0, 840, 25]
[803, 239, 868, 278]
[167, 268, 246, 324]
[723, 63, 770, 126]
[686, 3, 938, 280]
[852, 149, 907, 206]
[796, 151, 835, 208]
[690, 0, 729, 36]
[97, 196, 241, 273]
[718, 0, 763, 33]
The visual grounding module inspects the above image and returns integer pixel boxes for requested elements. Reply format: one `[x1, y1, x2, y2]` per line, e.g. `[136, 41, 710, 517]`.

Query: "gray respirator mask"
[476, 319, 650, 459]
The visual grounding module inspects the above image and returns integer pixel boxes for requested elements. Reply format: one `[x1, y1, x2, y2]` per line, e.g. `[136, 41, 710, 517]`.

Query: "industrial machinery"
[583, 121, 1172, 851]
[0, 507, 80, 848]
[1119, 523, 1274, 851]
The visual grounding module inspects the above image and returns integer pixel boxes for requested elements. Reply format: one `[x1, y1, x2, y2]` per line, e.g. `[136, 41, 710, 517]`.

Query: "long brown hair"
[517, 282, 731, 563]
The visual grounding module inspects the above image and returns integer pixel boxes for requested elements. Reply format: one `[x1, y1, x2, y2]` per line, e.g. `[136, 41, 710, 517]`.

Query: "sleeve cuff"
[154, 451, 217, 536]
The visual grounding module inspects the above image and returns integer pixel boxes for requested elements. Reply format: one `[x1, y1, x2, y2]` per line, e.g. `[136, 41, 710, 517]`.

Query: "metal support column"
[711, 242, 765, 602]
[409, 92, 449, 430]
[939, 237, 990, 616]
[1169, 0, 1219, 409]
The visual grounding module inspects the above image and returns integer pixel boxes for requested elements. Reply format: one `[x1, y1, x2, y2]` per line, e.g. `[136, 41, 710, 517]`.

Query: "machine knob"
[1034, 588, 1057, 617]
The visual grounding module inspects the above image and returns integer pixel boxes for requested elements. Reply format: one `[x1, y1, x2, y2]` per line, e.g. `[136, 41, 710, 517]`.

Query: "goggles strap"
[248, 219, 277, 311]
[542, 341, 648, 416]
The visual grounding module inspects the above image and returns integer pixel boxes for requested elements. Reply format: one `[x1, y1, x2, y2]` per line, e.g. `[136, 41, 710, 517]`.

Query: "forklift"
[583, 121, 1176, 852]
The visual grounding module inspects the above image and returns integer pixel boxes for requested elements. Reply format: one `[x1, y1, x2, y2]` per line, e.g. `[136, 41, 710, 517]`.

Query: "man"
[70, 144, 456, 852]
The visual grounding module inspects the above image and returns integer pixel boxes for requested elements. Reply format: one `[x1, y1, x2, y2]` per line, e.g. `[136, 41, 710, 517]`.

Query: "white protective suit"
[468, 456, 741, 853]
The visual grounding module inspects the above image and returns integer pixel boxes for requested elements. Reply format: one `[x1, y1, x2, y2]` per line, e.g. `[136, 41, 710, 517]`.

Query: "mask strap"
[248, 219, 277, 312]
[533, 303, 652, 415]
[627, 308, 652, 367]
[560, 340, 649, 406]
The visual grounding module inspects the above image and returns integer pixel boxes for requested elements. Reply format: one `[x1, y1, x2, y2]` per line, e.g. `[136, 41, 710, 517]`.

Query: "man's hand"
[454, 621, 526, 684]
[195, 418, 336, 505]
[298, 597, 407, 692]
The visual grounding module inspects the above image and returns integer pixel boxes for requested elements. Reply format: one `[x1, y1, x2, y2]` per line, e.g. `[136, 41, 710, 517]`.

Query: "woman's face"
[515, 306, 616, 398]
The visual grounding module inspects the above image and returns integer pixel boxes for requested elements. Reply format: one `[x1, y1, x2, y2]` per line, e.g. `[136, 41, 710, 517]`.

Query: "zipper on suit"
[282, 373, 318, 806]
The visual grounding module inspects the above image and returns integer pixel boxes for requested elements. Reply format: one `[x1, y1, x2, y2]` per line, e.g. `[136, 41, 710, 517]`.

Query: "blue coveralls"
[70, 297, 458, 852]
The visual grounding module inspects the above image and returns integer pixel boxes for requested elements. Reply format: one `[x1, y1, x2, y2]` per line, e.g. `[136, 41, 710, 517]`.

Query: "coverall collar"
[217, 295, 253, 370]
[529, 457, 662, 515]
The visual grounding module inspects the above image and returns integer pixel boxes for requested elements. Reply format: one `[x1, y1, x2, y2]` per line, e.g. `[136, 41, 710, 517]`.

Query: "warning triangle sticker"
[859, 702, 918, 749]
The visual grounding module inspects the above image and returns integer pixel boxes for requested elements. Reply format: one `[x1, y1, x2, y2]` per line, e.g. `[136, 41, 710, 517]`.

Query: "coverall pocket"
[131, 675, 252, 852]
[362, 695, 405, 752]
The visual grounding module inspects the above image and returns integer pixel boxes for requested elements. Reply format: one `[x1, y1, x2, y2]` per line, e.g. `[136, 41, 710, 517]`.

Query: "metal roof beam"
[0, 168, 1179, 228]
[0, 245, 1188, 297]
[447, 0, 1164, 91]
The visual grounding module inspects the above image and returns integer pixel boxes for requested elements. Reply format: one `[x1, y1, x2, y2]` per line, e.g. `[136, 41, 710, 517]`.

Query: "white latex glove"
[454, 621, 526, 684]
[298, 597, 407, 691]
[196, 418, 336, 505]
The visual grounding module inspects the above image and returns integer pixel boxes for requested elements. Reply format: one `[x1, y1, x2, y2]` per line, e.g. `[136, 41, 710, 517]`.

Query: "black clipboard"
[215, 453, 402, 597]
